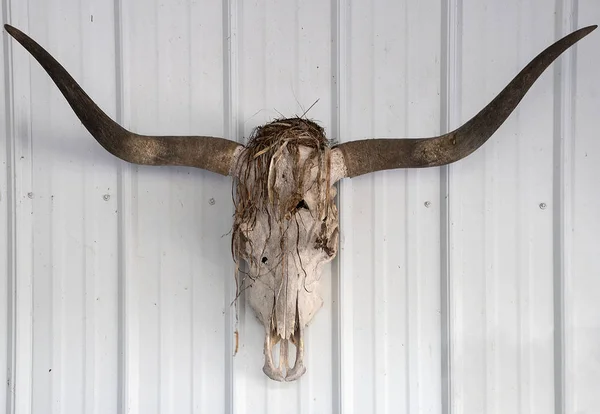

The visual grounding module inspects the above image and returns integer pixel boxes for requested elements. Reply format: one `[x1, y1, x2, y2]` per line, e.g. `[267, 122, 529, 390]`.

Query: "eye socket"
[296, 199, 309, 210]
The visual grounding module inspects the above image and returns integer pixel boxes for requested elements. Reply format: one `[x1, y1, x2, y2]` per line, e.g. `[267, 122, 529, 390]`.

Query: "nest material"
[231, 117, 332, 270]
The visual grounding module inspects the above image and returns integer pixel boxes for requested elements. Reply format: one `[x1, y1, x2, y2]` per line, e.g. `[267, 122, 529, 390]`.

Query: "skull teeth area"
[262, 323, 306, 382]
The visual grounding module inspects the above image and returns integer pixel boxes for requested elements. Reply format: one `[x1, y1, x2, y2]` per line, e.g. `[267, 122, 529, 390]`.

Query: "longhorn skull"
[4, 23, 596, 381]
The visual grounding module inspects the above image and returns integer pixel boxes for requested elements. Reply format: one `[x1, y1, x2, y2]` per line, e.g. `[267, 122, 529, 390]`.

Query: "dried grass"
[231, 117, 332, 285]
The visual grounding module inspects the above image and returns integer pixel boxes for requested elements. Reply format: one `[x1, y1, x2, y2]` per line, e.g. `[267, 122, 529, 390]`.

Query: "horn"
[4, 24, 242, 176]
[334, 25, 597, 178]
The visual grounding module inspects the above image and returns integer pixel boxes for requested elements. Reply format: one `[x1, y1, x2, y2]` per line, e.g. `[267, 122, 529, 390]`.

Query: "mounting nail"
[27, 192, 33, 199]
[209, 198, 216, 205]
[424, 201, 431, 208]
[539, 202, 547, 210]
[103, 194, 110, 201]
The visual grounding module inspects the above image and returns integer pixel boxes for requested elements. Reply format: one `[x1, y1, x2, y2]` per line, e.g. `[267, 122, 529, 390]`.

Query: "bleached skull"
[232, 120, 342, 380]
[5, 23, 595, 381]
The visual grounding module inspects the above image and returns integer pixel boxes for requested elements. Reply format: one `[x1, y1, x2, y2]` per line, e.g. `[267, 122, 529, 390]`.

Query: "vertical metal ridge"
[371, 171, 382, 414]
[404, 173, 410, 414]
[76, 20, 88, 414]
[368, 0, 377, 395]
[369, 5, 381, 409]
[514, 27, 526, 409]
[223, 0, 239, 412]
[6, 2, 34, 413]
[113, 1, 132, 412]
[330, 0, 341, 411]
[514, 78, 527, 414]
[2, 0, 16, 413]
[185, 3, 194, 410]
[331, 0, 351, 412]
[403, 12, 413, 412]
[440, 0, 462, 413]
[553, 1, 578, 414]
[293, 0, 299, 113]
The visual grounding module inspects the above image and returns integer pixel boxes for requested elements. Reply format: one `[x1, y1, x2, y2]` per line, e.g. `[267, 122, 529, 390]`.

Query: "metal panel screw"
[209, 198, 216, 205]
[539, 202, 547, 210]
[103, 194, 110, 201]
[27, 192, 33, 199]
[424, 201, 431, 208]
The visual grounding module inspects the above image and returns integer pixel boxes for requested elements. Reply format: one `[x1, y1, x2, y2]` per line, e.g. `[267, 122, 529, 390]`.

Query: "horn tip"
[581, 25, 598, 35]
[4, 24, 19, 37]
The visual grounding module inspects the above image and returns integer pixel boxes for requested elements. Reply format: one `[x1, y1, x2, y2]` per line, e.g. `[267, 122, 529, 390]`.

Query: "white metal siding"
[1, 1, 599, 413]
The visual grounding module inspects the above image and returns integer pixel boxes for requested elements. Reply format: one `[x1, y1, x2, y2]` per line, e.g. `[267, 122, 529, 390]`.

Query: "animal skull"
[4, 23, 596, 382]
[232, 120, 342, 380]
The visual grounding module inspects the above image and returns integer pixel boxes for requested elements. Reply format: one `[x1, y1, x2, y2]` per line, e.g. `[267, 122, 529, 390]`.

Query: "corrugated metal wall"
[1, 0, 599, 413]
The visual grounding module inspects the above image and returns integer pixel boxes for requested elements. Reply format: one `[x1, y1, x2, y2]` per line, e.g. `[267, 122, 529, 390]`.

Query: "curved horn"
[4, 24, 242, 176]
[334, 25, 597, 179]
